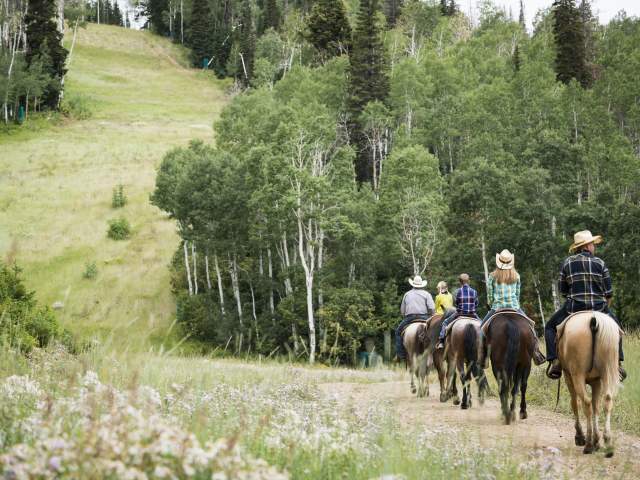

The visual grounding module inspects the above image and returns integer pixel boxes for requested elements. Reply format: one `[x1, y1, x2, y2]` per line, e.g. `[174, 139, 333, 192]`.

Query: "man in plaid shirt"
[545, 230, 626, 381]
[436, 273, 479, 349]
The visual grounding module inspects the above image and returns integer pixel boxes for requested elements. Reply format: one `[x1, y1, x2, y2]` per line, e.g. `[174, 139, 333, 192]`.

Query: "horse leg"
[436, 353, 448, 402]
[603, 390, 615, 458]
[509, 368, 521, 424]
[410, 354, 417, 394]
[591, 380, 602, 451]
[565, 373, 585, 446]
[417, 354, 427, 398]
[459, 359, 469, 409]
[451, 368, 460, 406]
[572, 374, 594, 454]
[519, 365, 530, 420]
[499, 372, 510, 425]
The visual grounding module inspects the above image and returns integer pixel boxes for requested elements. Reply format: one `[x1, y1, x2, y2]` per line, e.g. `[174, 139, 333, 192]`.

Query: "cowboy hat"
[496, 249, 515, 270]
[570, 230, 603, 252]
[409, 275, 428, 288]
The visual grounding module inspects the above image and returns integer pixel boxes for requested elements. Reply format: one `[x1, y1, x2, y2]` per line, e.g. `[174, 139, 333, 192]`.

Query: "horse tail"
[463, 322, 479, 380]
[505, 319, 520, 383]
[592, 314, 620, 396]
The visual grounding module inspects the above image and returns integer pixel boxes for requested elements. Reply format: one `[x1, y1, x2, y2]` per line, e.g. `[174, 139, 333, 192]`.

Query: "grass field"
[0, 24, 228, 349]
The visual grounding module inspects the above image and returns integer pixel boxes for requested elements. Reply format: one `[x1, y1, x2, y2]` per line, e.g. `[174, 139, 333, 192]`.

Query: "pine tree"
[189, 0, 214, 67]
[518, 0, 525, 29]
[513, 44, 521, 72]
[579, 0, 596, 74]
[447, 0, 456, 16]
[307, 0, 352, 59]
[263, 0, 281, 31]
[25, 0, 68, 109]
[440, 0, 447, 16]
[238, 0, 256, 86]
[348, 0, 389, 185]
[113, 0, 124, 27]
[383, 0, 403, 26]
[552, 0, 590, 87]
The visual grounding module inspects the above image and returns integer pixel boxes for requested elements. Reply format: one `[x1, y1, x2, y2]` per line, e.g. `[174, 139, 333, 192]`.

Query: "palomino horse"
[486, 312, 535, 424]
[557, 311, 621, 457]
[443, 317, 487, 409]
[403, 315, 446, 398]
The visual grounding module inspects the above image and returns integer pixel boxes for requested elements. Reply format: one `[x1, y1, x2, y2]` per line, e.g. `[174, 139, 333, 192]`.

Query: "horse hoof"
[461, 403, 468, 410]
[605, 447, 614, 458]
[520, 411, 528, 420]
[439, 393, 448, 403]
[411, 387, 417, 394]
[575, 435, 586, 446]
[583, 444, 594, 454]
[453, 398, 460, 406]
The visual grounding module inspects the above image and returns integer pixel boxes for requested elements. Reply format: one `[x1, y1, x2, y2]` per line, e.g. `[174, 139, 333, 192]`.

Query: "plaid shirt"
[559, 250, 613, 312]
[487, 274, 521, 310]
[456, 284, 478, 314]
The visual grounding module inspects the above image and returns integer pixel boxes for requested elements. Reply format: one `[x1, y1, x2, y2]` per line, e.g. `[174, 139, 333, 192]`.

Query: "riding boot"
[619, 363, 627, 382]
[546, 359, 562, 380]
[533, 347, 546, 366]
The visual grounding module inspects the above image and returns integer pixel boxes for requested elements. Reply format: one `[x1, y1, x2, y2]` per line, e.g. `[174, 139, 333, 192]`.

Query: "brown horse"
[557, 312, 621, 456]
[443, 317, 487, 409]
[403, 315, 446, 398]
[486, 313, 535, 424]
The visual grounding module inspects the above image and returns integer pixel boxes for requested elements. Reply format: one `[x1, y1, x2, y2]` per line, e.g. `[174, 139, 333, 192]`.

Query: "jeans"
[544, 302, 624, 362]
[438, 308, 477, 340]
[481, 308, 526, 325]
[395, 314, 427, 360]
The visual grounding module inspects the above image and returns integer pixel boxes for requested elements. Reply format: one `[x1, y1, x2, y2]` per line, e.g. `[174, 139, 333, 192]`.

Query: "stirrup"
[533, 350, 546, 366]
[619, 364, 627, 383]
[546, 361, 562, 380]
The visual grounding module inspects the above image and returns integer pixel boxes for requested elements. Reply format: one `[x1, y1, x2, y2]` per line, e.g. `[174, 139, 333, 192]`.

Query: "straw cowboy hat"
[496, 249, 515, 270]
[570, 230, 603, 252]
[409, 275, 428, 288]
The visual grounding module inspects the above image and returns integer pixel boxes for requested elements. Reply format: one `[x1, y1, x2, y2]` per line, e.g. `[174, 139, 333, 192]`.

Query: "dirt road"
[320, 379, 640, 478]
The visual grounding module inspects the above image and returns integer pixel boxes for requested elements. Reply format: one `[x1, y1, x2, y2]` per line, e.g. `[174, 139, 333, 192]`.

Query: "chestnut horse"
[557, 312, 621, 456]
[402, 315, 446, 398]
[486, 313, 535, 424]
[443, 317, 487, 409]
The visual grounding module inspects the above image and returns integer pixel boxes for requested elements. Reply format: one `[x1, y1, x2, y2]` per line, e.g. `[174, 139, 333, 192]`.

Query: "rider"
[482, 249, 546, 366]
[435, 281, 454, 315]
[545, 230, 626, 381]
[396, 275, 436, 361]
[436, 273, 478, 350]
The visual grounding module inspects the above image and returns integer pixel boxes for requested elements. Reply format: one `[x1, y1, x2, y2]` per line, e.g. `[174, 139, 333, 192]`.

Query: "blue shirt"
[456, 284, 478, 314]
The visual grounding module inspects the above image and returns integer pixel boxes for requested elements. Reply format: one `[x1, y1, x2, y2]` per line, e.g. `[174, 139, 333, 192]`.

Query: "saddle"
[445, 315, 480, 336]
[400, 316, 434, 337]
[481, 308, 534, 336]
[555, 310, 625, 344]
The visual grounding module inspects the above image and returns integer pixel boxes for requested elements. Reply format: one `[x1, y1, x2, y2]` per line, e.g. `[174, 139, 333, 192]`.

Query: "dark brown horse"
[402, 315, 447, 398]
[486, 313, 535, 424]
[443, 317, 487, 409]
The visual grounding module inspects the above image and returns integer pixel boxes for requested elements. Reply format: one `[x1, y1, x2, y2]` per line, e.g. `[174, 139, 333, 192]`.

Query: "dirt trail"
[320, 380, 640, 478]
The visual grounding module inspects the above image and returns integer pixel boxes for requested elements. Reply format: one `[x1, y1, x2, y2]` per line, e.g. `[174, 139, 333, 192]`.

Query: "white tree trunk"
[533, 276, 546, 329]
[229, 253, 243, 325]
[183, 241, 193, 296]
[297, 201, 316, 364]
[214, 253, 225, 315]
[267, 247, 275, 315]
[480, 232, 490, 303]
[205, 254, 212, 290]
[192, 242, 198, 295]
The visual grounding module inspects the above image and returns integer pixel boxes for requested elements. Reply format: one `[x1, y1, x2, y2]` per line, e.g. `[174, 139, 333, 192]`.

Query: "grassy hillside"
[0, 24, 228, 349]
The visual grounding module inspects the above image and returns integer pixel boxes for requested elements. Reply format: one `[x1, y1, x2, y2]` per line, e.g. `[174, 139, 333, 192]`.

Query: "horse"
[557, 311, 621, 457]
[486, 312, 535, 424]
[443, 317, 487, 409]
[403, 314, 447, 398]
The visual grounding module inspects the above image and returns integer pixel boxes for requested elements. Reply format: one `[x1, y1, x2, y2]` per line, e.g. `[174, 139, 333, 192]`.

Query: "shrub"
[82, 261, 98, 279]
[107, 217, 131, 240]
[111, 184, 127, 208]
[59, 92, 92, 120]
[0, 262, 64, 352]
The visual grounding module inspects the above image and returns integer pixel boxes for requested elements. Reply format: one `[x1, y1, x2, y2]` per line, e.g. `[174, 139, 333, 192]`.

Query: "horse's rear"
[444, 317, 486, 409]
[558, 311, 620, 456]
[487, 314, 534, 424]
[403, 315, 444, 398]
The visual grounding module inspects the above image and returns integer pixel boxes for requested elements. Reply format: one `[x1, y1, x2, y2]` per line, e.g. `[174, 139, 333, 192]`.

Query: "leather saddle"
[445, 315, 480, 335]
[481, 308, 533, 335]
[400, 315, 435, 337]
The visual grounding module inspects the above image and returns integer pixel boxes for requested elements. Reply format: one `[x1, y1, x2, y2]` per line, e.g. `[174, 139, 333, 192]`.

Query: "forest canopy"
[145, 1, 639, 364]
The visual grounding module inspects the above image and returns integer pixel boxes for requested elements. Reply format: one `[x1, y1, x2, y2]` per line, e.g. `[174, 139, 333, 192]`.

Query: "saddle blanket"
[481, 309, 535, 335]
[401, 315, 437, 336]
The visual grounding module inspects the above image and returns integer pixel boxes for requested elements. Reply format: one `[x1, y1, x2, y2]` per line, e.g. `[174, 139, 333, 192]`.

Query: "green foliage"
[263, 0, 281, 32]
[237, 0, 257, 86]
[59, 92, 93, 120]
[189, 0, 214, 67]
[552, 0, 591, 87]
[107, 217, 132, 240]
[111, 184, 127, 209]
[0, 262, 62, 352]
[307, 0, 352, 60]
[83, 261, 98, 280]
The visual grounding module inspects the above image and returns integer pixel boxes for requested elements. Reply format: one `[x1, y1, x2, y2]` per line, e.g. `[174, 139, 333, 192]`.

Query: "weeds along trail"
[320, 379, 640, 479]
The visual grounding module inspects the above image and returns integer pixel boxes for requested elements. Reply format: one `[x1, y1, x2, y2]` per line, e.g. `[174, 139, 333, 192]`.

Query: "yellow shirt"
[435, 292, 454, 314]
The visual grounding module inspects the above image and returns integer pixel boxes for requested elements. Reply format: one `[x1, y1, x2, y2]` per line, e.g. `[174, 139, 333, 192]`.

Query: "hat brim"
[495, 253, 514, 270]
[409, 280, 428, 288]
[569, 235, 603, 252]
